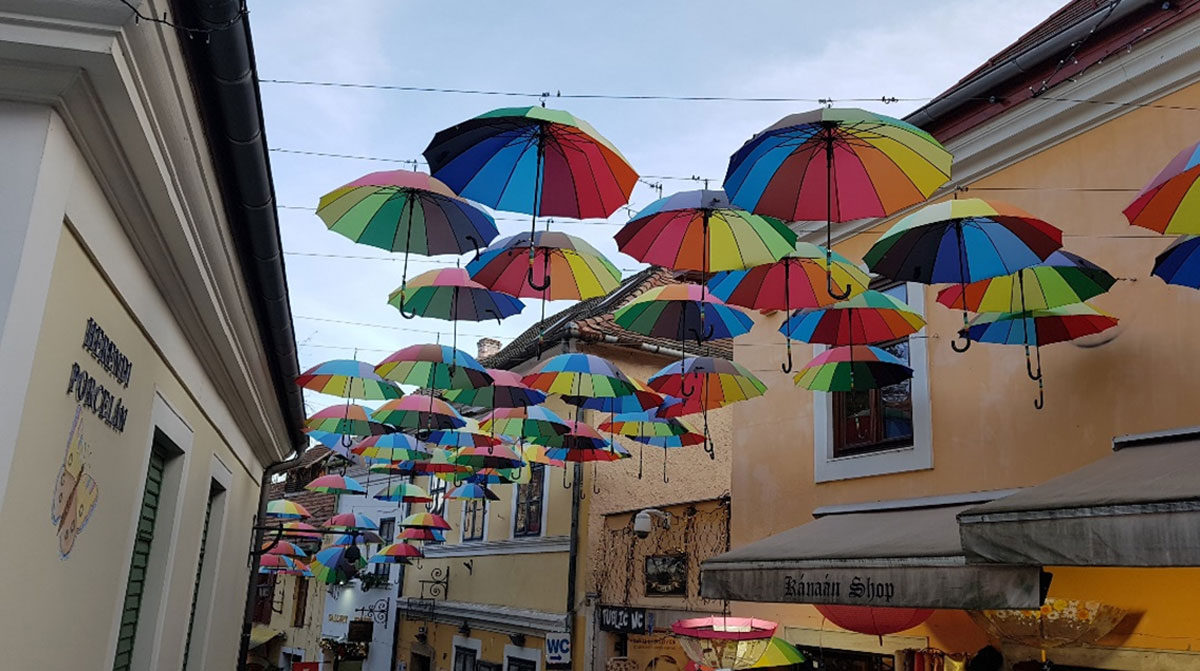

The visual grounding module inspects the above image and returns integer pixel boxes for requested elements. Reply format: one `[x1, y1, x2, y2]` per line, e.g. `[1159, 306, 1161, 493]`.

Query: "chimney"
[476, 338, 502, 361]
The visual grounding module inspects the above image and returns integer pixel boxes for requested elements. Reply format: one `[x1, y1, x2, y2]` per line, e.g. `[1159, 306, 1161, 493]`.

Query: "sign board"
[347, 619, 374, 643]
[597, 605, 653, 634]
[545, 632, 572, 666]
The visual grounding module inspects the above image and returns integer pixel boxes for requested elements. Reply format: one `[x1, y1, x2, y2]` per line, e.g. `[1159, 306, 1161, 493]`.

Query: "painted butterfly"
[51, 405, 99, 558]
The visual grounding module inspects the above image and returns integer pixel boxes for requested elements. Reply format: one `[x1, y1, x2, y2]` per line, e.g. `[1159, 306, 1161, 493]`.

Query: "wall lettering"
[66, 317, 133, 433]
[782, 573, 896, 603]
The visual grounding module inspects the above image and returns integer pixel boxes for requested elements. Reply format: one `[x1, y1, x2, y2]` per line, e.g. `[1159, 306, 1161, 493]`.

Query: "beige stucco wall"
[726, 76, 1200, 657]
[255, 573, 327, 665]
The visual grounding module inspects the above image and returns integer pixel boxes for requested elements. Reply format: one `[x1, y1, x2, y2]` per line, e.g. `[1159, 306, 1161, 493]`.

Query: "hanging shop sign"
[66, 318, 132, 432]
[598, 605, 653, 634]
[347, 618, 374, 643]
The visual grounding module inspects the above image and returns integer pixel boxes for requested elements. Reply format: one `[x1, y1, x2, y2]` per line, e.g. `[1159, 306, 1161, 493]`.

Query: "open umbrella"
[453, 444, 525, 469]
[648, 357, 767, 458]
[296, 359, 403, 400]
[480, 405, 573, 444]
[411, 449, 474, 476]
[937, 250, 1116, 312]
[368, 461, 423, 477]
[265, 499, 311, 520]
[304, 403, 391, 451]
[317, 169, 499, 298]
[864, 198, 1063, 351]
[325, 513, 379, 531]
[369, 542, 424, 563]
[447, 482, 500, 501]
[423, 418, 506, 450]
[613, 283, 753, 345]
[399, 527, 445, 542]
[793, 345, 913, 392]
[780, 290, 926, 346]
[1123, 140, 1200, 233]
[373, 395, 467, 433]
[724, 107, 952, 297]
[327, 531, 385, 546]
[400, 511, 453, 531]
[442, 369, 548, 409]
[310, 546, 367, 584]
[261, 540, 307, 558]
[258, 554, 302, 572]
[1151, 235, 1200, 289]
[373, 482, 433, 504]
[600, 410, 703, 482]
[522, 353, 638, 398]
[279, 521, 322, 540]
[351, 433, 431, 462]
[561, 377, 662, 414]
[520, 444, 568, 469]
[305, 474, 367, 495]
[387, 267, 524, 355]
[375, 344, 493, 391]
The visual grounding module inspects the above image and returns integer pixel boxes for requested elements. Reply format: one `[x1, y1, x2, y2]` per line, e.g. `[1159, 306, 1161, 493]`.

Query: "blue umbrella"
[1152, 235, 1200, 289]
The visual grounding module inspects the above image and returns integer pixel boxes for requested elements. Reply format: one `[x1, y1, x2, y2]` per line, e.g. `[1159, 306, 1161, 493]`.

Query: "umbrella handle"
[826, 271, 852, 300]
[688, 325, 715, 344]
[592, 463, 601, 494]
[662, 447, 670, 484]
[483, 308, 503, 326]
[397, 293, 419, 320]
[466, 235, 483, 264]
[1034, 381, 1045, 410]
[527, 252, 551, 291]
[951, 329, 972, 353]
[680, 377, 696, 398]
[1026, 354, 1043, 381]
[780, 344, 794, 374]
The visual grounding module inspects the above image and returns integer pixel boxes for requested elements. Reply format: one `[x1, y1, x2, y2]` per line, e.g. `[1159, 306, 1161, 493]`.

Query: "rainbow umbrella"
[423, 419, 505, 449]
[412, 449, 473, 476]
[780, 290, 926, 346]
[442, 369, 548, 409]
[296, 359, 403, 400]
[1152, 235, 1200, 288]
[724, 107, 952, 297]
[937, 250, 1116, 312]
[708, 242, 871, 372]
[401, 511, 452, 530]
[648, 356, 767, 458]
[325, 513, 378, 531]
[521, 444, 568, 469]
[460, 467, 519, 485]
[279, 521, 322, 540]
[387, 267, 524, 355]
[368, 461, 423, 477]
[266, 499, 311, 520]
[1124, 140, 1200, 233]
[480, 405, 572, 445]
[794, 345, 913, 392]
[316, 169, 499, 298]
[310, 546, 367, 584]
[373, 482, 433, 504]
[369, 542, 423, 563]
[351, 433, 432, 462]
[328, 531, 385, 546]
[425, 106, 637, 247]
[864, 198, 1063, 351]
[613, 283, 753, 344]
[561, 377, 662, 414]
[685, 638, 806, 671]
[543, 438, 630, 464]
[399, 527, 445, 542]
[261, 540, 307, 558]
[373, 395, 467, 433]
[260, 561, 313, 578]
[522, 353, 638, 398]
[304, 404, 391, 438]
[259, 554, 300, 571]
[447, 482, 500, 501]
[453, 444, 525, 469]
[600, 410, 703, 482]
[966, 303, 1118, 408]
[376, 344, 493, 391]
[305, 474, 366, 495]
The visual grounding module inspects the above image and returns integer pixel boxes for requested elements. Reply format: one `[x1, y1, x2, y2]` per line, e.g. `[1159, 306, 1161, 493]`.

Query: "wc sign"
[545, 632, 571, 666]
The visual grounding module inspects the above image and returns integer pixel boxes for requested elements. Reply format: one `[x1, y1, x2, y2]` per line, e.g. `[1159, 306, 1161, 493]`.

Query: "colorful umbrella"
[794, 344, 913, 391]
[261, 540, 308, 558]
[423, 419, 505, 449]
[375, 344, 493, 391]
[453, 444, 525, 469]
[648, 356, 767, 458]
[708, 242, 872, 371]
[305, 474, 367, 495]
[615, 189, 797, 273]
[965, 303, 1118, 408]
[1123, 140, 1200, 233]
[351, 433, 432, 462]
[864, 198, 1063, 351]
[368, 461, 423, 477]
[373, 395, 467, 433]
[937, 250, 1116, 312]
[258, 554, 301, 571]
[310, 546, 367, 584]
[373, 482, 433, 504]
[369, 542, 424, 563]
[480, 405, 573, 445]
[522, 353, 638, 398]
[463, 467, 520, 485]
[328, 531, 385, 546]
[412, 449, 474, 476]
[613, 284, 753, 345]
[296, 359, 403, 400]
[543, 438, 630, 463]
[779, 290, 926, 346]
[561, 377, 662, 414]
[399, 527, 445, 542]
[724, 107, 952, 297]
[325, 513, 379, 531]
[260, 560, 313, 577]
[685, 638, 806, 671]
[387, 267, 525, 355]
[304, 403, 391, 438]
[265, 499, 311, 520]
[442, 369, 548, 409]
[1152, 235, 1200, 289]
[401, 511, 453, 530]
[447, 482, 500, 501]
[279, 521, 322, 540]
[317, 169, 499, 298]
[600, 410, 703, 482]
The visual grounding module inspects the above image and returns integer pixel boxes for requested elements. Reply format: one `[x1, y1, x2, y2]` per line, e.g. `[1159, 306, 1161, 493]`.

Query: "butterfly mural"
[51, 406, 99, 558]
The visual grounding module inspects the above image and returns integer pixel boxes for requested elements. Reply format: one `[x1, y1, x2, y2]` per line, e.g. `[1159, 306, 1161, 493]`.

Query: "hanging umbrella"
[373, 482, 433, 504]
[400, 511, 453, 530]
[613, 283, 754, 345]
[600, 410, 703, 482]
[794, 345, 913, 391]
[368, 461, 423, 477]
[461, 467, 520, 485]
[685, 638, 806, 671]
[779, 290, 926, 346]
[561, 377, 662, 414]
[296, 359, 403, 400]
[310, 546, 367, 584]
[278, 521, 322, 540]
[479, 405, 573, 445]
[351, 433, 432, 462]
[305, 474, 367, 495]
[520, 444, 568, 468]
[261, 540, 307, 558]
[423, 419, 506, 449]
[447, 482, 500, 501]
[543, 430, 631, 463]
[399, 527, 445, 542]
[373, 395, 467, 433]
[724, 107, 952, 297]
[708, 242, 872, 371]
[442, 369, 548, 409]
[1151, 235, 1200, 289]
[375, 344, 493, 391]
[325, 513, 379, 531]
[369, 542, 424, 563]
[387, 267, 524, 356]
[425, 105, 637, 248]
[1123, 140, 1200, 234]
[648, 356, 767, 458]
[522, 352, 638, 398]
[327, 531, 385, 546]
[316, 169, 499, 299]
[966, 303, 1119, 408]
[304, 404, 391, 438]
[407, 449, 474, 476]
[864, 198, 1063, 351]
[265, 499, 311, 520]
[453, 444, 525, 469]
[937, 250, 1116, 312]
[259, 554, 301, 571]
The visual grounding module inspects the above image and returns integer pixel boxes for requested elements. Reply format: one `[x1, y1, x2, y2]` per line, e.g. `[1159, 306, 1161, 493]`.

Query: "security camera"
[633, 509, 670, 539]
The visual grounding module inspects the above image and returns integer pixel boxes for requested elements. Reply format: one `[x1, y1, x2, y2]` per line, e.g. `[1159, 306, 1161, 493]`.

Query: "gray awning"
[959, 433, 1200, 566]
[701, 493, 1047, 610]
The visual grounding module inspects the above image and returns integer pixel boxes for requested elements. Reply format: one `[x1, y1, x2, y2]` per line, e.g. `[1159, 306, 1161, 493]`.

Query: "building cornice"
[399, 598, 568, 636]
[422, 535, 571, 559]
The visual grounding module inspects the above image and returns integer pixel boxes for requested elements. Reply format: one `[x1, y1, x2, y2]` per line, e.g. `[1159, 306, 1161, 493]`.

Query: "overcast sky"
[251, 0, 1067, 414]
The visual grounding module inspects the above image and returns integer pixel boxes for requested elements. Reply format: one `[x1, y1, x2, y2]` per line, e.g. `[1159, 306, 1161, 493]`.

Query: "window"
[507, 658, 536, 671]
[252, 572, 277, 624]
[832, 282, 914, 456]
[462, 499, 486, 542]
[372, 517, 395, 577]
[182, 483, 220, 670]
[427, 477, 448, 517]
[454, 647, 478, 671]
[513, 464, 544, 537]
[113, 446, 167, 671]
[292, 576, 309, 627]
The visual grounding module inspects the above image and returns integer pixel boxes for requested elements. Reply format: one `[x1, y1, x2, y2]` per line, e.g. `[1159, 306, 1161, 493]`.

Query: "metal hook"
[592, 463, 600, 495]
[780, 343, 794, 374]
[662, 448, 670, 484]
[951, 329, 972, 353]
[561, 466, 572, 490]
[397, 292, 419, 320]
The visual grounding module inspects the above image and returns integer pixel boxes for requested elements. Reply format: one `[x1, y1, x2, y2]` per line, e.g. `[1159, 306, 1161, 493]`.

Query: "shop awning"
[959, 431, 1200, 566]
[249, 625, 284, 650]
[700, 493, 1047, 610]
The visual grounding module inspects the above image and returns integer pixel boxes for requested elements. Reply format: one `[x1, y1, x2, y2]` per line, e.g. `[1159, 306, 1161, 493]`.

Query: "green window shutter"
[113, 449, 166, 671]
[181, 484, 218, 670]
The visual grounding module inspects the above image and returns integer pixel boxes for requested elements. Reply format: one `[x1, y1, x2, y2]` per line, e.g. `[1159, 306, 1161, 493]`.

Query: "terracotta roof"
[267, 446, 340, 523]
[480, 267, 733, 370]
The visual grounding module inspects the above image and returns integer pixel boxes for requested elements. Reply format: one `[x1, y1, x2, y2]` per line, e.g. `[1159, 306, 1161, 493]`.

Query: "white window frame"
[812, 282, 932, 482]
[460, 497, 489, 544]
[510, 464, 550, 539]
[503, 644, 543, 671]
[453, 635, 483, 671]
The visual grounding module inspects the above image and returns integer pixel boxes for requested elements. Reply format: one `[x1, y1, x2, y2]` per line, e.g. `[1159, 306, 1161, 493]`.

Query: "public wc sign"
[545, 632, 571, 666]
[598, 605, 653, 635]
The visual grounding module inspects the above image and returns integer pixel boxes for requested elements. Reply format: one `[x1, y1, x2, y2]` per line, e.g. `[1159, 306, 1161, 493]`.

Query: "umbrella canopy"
[266, 499, 311, 520]
[443, 369, 548, 409]
[1123, 140, 1200, 234]
[351, 433, 432, 461]
[647, 357, 768, 408]
[259, 554, 301, 571]
[522, 353, 638, 398]
[279, 521, 322, 540]
[388, 267, 524, 321]
[447, 482, 500, 501]
[375, 344, 493, 390]
[544, 438, 630, 463]
[373, 482, 433, 504]
[295, 359, 403, 400]
[794, 345, 914, 391]
[423, 419, 505, 449]
[480, 405, 573, 444]
[454, 444, 526, 469]
[310, 546, 367, 584]
[615, 189, 797, 272]
[412, 449, 474, 475]
[401, 511, 453, 530]
[600, 410, 698, 439]
[368, 461, 423, 477]
[779, 290, 926, 346]
[327, 531, 384, 546]
[1151, 235, 1200, 289]
[325, 513, 379, 531]
[305, 474, 367, 495]
[519, 444, 568, 468]
[261, 540, 307, 558]
[467, 230, 623, 300]
[399, 527, 445, 542]
[937, 250, 1116, 312]
[304, 403, 391, 437]
[369, 542, 424, 563]
[562, 377, 663, 414]
[613, 284, 754, 343]
[373, 395, 468, 432]
[707, 242, 871, 311]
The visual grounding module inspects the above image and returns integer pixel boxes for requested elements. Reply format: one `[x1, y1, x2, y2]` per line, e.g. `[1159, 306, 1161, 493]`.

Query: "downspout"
[561, 326, 584, 655]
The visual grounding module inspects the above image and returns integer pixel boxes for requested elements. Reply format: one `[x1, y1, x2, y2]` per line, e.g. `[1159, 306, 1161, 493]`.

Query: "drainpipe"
[558, 326, 585, 657]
